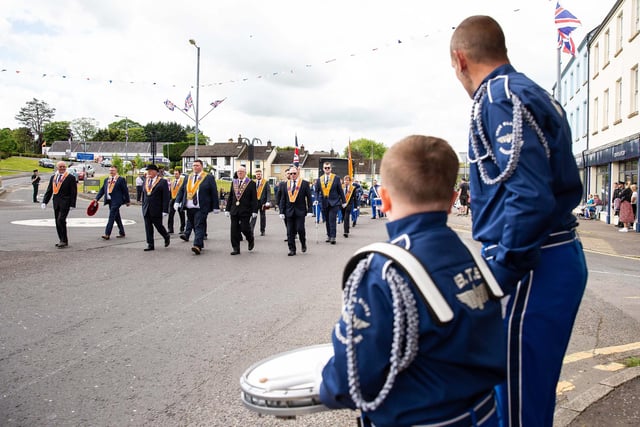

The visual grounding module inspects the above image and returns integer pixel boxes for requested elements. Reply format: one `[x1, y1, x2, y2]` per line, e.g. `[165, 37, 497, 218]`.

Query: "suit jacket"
[175, 173, 219, 212]
[280, 179, 313, 217]
[255, 179, 271, 208]
[43, 173, 77, 210]
[142, 177, 170, 217]
[315, 174, 346, 208]
[96, 176, 130, 207]
[227, 178, 258, 216]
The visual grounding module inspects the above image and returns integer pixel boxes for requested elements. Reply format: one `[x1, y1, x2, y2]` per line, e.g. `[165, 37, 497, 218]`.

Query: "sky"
[1, 0, 616, 156]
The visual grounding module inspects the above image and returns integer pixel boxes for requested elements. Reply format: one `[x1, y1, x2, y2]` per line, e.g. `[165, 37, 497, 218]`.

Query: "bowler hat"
[146, 164, 159, 171]
[87, 199, 99, 216]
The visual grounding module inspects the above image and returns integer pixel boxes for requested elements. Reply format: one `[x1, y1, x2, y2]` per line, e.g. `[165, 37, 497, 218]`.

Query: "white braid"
[343, 258, 420, 412]
[469, 81, 551, 185]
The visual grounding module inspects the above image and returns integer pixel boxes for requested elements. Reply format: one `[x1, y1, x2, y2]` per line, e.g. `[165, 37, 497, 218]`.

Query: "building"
[47, 140, 171, 164]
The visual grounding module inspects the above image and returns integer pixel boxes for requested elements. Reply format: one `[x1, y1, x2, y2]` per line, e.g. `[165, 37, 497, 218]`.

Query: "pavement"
[447, 213, 640, 427]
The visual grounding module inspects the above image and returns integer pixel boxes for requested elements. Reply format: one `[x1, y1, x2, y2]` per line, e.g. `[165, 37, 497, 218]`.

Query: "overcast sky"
[1, 0, 615, 155]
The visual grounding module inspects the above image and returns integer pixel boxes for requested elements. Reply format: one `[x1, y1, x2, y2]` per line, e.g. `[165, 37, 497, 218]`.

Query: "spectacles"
[290, 173, 298, 176]
[323, 167, 331, 170]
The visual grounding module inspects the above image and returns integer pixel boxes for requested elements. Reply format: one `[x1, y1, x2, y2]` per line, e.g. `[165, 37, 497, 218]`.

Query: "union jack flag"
[184, 92, 193, 111]
[555, 2, 580, 56]
[164, 99, 175, 111]
[210, 97, 226, 108]
[293, 134, 300, 168]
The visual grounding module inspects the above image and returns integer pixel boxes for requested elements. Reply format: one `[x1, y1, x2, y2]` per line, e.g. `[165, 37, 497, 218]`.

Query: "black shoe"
[116, 234, 126, 238]
[144, 246, 154, 251]
[325, 238, 331, 243]
[230, 250, 240, 255]
[248, 239, 255, 251]
[353, 222, 356, 227]
[57, 242, 68, 249]
[284, 238, 289, 242]
[344, 233, 349, 238]
[260, 231, 265, 236]
[168, 230, 174, 234]
[288, 251, 296, 256]
[179, 234, 189, 242]
[192, 246, 201, 255]
[301, 244, 307, 253]
[164, 235, 170, 247]
[331, 239, 336, 245]
[101, 235, 110, 240]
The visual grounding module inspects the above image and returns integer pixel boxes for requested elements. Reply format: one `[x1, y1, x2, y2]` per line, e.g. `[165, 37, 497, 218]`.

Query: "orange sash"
[145, 177, 161, 196]
[107, 176, 118, 194]
[320, 173, 336, 197]
[171, 176, 184, 199]
[256, 179, 266, 199]
[52, 172, 69, 195]
[186, 172, 206, 200]
[344, 184, 354, 205]
[288, 179, 301, 202]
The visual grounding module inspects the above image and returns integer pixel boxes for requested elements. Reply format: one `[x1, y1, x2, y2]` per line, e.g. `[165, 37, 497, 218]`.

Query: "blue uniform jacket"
[320, 212, 506, 427]
[469, 64, 582, 289]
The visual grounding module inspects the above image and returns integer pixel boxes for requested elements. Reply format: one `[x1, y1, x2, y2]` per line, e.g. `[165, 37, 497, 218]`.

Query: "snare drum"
[240, 343, 333, 417]
[373, 197, 382, 207]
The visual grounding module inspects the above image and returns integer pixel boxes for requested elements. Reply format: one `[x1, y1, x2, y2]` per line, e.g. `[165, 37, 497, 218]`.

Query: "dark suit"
[341, 183, 357, 236]
[175, 172, 219, 250]
[250, 179, 271, 235]
[315, 174, 346, 241]
[227, 178, 258, 252]
[168, 175, 186, 233]
[96, 175, 130, 237]
[141, 176, 170, 248]
[43, 172, 78, 244]
[279, 179, 313, 253]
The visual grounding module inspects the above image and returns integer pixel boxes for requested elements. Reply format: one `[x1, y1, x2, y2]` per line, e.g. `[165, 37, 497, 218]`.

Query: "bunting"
[164, 99, 175, 111]
[184, 92, 193, 111]
[555, 2, 581, 56]
[210, 98, 226, 108]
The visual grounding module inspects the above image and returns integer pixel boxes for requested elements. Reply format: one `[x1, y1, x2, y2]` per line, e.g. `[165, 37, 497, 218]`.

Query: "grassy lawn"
[0, 157, 40, 175]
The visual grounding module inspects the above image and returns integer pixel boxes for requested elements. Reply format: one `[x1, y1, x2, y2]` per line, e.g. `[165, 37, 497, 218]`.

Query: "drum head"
[240, 343, 333, 416]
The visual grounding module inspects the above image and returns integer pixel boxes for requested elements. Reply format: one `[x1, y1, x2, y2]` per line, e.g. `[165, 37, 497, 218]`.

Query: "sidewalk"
[446, 213, 640, 426]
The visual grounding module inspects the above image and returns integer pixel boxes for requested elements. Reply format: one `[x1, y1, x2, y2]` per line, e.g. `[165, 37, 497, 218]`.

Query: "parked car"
[66, 167, 79, 182]
[73, 164, 95, 179]
[100, 158, 112, 167]
[38, 158, 55, 168]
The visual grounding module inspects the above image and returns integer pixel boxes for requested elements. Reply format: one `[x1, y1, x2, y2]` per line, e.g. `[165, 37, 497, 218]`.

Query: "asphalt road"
[1, 181, 638, 426]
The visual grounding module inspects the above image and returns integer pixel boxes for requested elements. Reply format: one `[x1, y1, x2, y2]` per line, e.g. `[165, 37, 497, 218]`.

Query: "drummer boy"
[319, 135, 506, 427]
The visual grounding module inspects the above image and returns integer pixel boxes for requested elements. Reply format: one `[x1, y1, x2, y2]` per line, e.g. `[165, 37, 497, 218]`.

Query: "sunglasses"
[290, 172, 298, 176]
[323, 167, 331, 170]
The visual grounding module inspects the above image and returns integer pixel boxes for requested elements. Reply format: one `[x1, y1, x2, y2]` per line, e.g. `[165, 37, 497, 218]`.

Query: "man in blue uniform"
[320, 135, 506, 427]
[450, 16, 587, 426]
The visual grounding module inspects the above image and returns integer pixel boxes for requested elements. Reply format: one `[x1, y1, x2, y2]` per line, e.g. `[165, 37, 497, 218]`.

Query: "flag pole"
[556, 46, 562, 102]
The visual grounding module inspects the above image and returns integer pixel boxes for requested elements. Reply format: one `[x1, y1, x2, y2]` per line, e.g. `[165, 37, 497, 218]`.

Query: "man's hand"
[341, 203, 347, 208]
[162, 212, 168, 217]
[279, 214, 285, 220]
[173, 203, 180, 211]
[313, 201, 318, 206]
[41, 203, 46, 210]
[251, 212, 258, 219]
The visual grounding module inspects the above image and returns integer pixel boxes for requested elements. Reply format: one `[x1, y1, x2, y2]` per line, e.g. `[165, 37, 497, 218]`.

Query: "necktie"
[110, 178, 114, 184]
[194, 174, 198, 184]
[325, 176, 328, 185]
[56, 174, 61, 184]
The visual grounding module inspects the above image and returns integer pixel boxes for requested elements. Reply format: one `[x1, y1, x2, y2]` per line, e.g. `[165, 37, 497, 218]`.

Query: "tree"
[92, 127, 121, 141]
[14, 98, 56, 152]
[145, 121, 188, 143]
[343, 138, 386, 160]
[71, 117, 99, 142]
[0, 128, 18, 152]
[12, 127, 33, 153]
[43, 121, 71, 145]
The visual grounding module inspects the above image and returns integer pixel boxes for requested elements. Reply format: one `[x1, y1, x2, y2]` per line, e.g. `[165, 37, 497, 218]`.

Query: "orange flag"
[347, 138, 353, 178]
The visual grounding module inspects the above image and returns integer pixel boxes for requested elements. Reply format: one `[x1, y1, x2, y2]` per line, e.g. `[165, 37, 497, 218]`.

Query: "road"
[0, 180, 638, 426]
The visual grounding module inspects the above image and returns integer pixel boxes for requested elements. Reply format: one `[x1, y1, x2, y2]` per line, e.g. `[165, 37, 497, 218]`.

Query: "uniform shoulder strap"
[342, 242, 454, 324]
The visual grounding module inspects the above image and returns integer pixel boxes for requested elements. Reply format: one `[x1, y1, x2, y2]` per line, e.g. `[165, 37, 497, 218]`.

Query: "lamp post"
[238, 135, 263, 178]
[189, 39, 200, 160]
[114, 115, 129, 171]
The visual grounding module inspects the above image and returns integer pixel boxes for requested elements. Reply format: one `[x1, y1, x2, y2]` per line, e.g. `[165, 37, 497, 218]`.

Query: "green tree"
[43, 121, 71, 145]
[0, 128, 18, 152]
[92, 127, 121, 141]
[343, 138, 386, 160]
[12, 127, 33, 153]
[125, 128, 147, 142]
[145, 121, 187, 143]
[164, 142, 190, 163]
[14, 98, 56, 152]
[71, 117, 99, 142]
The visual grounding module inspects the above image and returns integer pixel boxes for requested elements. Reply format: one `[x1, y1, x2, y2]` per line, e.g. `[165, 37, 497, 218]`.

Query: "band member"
[168, 169, 186, 234]
[225, 165, 258, 255]
[279, 166, 313, 256]
[320, 135, 505, 427]
[315, 162, 346, 244]
[141, 164, 170, 251]
[450, 16, 587, 425]
[250, 169, 271, 236]
[369, 179, 382, 219]
[95, 166, 130, 239]
[41, 161, 77, 248]
[341, 175, 356, 238]
[175, 159, 219, 255]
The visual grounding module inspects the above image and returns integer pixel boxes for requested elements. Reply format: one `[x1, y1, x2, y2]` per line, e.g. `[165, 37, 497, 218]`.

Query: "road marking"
[556, 381, 575, 394]
[593, 362, 626, 372]
[564, 342, 640, 364]
[11, 218, 136, 228]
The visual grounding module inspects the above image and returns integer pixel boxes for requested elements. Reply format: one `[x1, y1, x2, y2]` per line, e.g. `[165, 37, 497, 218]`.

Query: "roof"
[49, 140, 170, 154]
[272, 149, 309, 166]
[180, 142, 247, 158]
[302, 151, 339, 169]
[236, 144, 276, 161]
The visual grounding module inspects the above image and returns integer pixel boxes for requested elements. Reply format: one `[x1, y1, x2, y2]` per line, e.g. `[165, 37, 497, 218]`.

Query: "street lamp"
[114, 115, 129, 169]
[189, 39, 200, 159]
[238, 135, 263, 178]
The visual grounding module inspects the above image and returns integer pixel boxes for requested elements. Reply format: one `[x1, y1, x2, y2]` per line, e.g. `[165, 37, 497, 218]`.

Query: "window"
[570, 71, 575, 97]
[576, 105, 581, 139]
[632, 0, 640, 37]
[583, 52, 589, 83]
[615, 78, 623, 123]
[604, 30, 611, 67]
[631, 65, 639, 116]
[616, 12, 624, 54]
[596, 165, 609, 209]
[619, 160, 638, 186]
[603, 89, 610, 129]
[593, 97, 599, 133]
[583, 100, 588, 137]
[593, 43, 600, 74]
[224, 156, 231, 166]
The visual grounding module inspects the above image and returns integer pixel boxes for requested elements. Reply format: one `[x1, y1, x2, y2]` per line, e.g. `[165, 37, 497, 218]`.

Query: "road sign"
[76, 153, 94, 161]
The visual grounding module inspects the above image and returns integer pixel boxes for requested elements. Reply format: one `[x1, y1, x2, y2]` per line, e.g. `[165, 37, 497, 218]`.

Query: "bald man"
[41, 161, 77, 248]
[450, 16, 587, 426]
